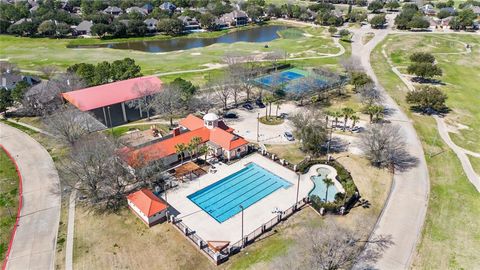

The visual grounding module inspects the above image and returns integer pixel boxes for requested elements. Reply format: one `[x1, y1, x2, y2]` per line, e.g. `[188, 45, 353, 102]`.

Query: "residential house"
[144, 18, 158, 31]
[160, 2, 176, 13]
[470, 6, 480, 17]
[1, 70, 40, 90]
[142, 3, 154, 14]
[126, 6, 148, 16]
[12, 18, 32, 26]
[220, 10, 249, 27]
[421, 4, 436, 16]
[123, 113, 249, 168]
[74, 20, 93, 36]
[440, 7, 456, 16]
[178, 16, 201, 31]
[104, 6, 122, 16]
[127, 189, 169, 227]
[213, 18, 229, 29]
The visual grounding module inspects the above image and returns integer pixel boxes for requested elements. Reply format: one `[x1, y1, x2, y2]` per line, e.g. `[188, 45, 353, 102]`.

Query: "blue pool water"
[309, 168, 338, 202]
[188, 163, 292, 223]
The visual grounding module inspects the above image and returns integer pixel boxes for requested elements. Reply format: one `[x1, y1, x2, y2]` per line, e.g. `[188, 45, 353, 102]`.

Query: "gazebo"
[173, 162, 205, 182]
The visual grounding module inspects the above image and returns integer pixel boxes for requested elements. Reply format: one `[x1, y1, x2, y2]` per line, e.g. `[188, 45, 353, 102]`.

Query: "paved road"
[351, 16, 430, 269]
[0, 122, 61, 270]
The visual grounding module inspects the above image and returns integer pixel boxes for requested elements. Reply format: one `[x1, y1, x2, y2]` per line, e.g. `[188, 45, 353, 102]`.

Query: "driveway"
[223, 102, 301, 144]
[0, 123, 61, 270]
[351, 16, 430, 269]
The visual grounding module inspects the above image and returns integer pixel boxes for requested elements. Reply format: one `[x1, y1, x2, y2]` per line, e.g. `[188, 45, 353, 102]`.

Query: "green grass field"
[0, 148, 19, 263]
[372, 33, 480, 269]
[0, 24, 338, 79]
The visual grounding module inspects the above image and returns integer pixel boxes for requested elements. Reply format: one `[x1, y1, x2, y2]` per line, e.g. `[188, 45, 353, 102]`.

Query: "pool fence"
[169, 196, 310, 265]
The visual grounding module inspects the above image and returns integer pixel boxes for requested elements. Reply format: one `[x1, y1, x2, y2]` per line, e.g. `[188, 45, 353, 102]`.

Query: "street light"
[256, 112, 260, 142]
[240, 205, 244, 247]
[295, 173, 300, 208]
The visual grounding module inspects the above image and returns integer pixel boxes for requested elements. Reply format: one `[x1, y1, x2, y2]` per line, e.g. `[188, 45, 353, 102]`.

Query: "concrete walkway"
[351, 15, 430, 270]
[65, 189, 77, 270]
[0, 122, 61, 270]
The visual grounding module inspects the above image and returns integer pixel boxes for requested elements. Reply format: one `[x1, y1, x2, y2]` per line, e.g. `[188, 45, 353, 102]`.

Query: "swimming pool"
[188, 163, 292, 223]
[309, 167, 338, 202]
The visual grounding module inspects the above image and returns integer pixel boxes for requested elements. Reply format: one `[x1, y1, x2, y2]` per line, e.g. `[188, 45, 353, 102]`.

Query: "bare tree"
[22, 81, 62, 115]
[359, 123, 418, 171]
[39, 66, 58, 79]
[126, 80, 159, 120]
[358, 83, 383, 105]
[43, 105, 100, 145]
[50, 72, 86, 94]
[188, 91, 216, 113]
[340, 56, 363, 74]
[151, 84, 183, 127]
[60, 134, 135, 210]
[210, 78, 232, 111]
[265, 50, 286, 71]
[272, 221, 393, 270]
[0, 61, 18, 74]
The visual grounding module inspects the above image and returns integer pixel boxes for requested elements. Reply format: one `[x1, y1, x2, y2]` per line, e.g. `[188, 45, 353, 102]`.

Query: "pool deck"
[163, 153, 314, 244]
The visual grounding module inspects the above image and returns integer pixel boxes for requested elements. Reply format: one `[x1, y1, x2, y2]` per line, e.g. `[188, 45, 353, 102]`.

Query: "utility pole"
[107, 106, 113, 136]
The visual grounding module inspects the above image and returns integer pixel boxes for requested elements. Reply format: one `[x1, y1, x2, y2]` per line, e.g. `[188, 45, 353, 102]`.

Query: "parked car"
[279, 113, 289, 119]
[350, 126, 363, 133]
[255, 99, 265, 108]
[284, 131, 294, 141]
[224, 112, 238, 119]
[243, 102, 254, 110]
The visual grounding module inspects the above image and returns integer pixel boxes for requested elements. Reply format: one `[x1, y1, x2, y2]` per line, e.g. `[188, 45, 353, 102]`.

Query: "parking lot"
[222, 102, 301, 145]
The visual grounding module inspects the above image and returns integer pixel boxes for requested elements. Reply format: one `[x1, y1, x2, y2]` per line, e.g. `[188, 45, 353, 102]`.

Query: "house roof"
[124, 114, 248, 167]
[144, 18, 158, 24]
[179, 114, 205, 130]
[62, 76, 162, 111]
[127, 189, 168, 217]
[76, 20, 93, 32]
[126, 6, 147, 15]
[125, 127, 211, 167]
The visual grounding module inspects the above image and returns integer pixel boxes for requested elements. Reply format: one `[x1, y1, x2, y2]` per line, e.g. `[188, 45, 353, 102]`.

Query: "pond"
[74, 25, 289, 53]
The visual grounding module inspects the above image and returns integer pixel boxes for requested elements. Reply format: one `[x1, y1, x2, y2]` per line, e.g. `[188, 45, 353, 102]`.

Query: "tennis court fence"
[170, 196, 310, 265]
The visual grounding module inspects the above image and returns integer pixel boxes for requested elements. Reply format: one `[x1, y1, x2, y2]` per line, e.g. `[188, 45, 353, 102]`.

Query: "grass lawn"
[379, 34, 480, 153]
[265, 143, 305, 164]
[0, 120, 38, 136]
[372, 34, 480, 269]
[0, 24, 338, 77]
[0, 148, 19, 263]
[55, 197, 69, 270]
[469, 155, 480, 176]
[259, 116, 284, 125]
[107, 123, 169, 138]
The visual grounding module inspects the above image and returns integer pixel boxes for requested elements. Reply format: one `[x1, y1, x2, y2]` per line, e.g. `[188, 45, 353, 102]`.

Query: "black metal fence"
[170, 197, 309, 265]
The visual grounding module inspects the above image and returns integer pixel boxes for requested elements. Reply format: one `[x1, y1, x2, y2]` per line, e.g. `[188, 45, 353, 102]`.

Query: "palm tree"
[174, 143, 186, 163]
[190, 136, 202, 159]
[199, 144, 210, 161]
[342, 107, 355, 131]
[323, 177, 334, 202]
[325, 110, 333, 129]
[364, 105, 376, 123]
[350, 114, 360, 129]
[262, 94, 275, 119]
[274, 99, 282, 117]
[331, 111, 342, 129]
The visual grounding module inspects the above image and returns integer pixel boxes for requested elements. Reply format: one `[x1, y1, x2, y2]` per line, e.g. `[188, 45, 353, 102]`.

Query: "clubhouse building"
[123, 113, 249, 168]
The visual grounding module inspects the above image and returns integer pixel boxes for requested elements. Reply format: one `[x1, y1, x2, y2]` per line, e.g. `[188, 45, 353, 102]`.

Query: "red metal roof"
[127, 189, 168, 217]
[62, 76, 162, 111]
[124, 114, 248, 167]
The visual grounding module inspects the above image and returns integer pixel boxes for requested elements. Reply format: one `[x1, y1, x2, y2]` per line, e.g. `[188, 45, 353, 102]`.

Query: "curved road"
[0, 122, 61, 270]
[351, 16, 430, 269]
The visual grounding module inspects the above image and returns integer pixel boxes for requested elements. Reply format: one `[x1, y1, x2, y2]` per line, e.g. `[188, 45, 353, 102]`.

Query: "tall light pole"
[256, 112, 260, 142]
[295, 173, 300, 208]
[240, 205, 244, 247]
[325, 119, 334, 164]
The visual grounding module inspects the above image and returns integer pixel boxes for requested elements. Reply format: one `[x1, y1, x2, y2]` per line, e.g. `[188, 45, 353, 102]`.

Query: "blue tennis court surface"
[187, 163, 292, 223]
[256, 70, 305, 87]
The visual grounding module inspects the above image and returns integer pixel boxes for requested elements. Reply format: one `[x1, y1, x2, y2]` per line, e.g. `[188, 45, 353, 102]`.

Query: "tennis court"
[187, 162, 292, 223]
[254, 68, 329, 93]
